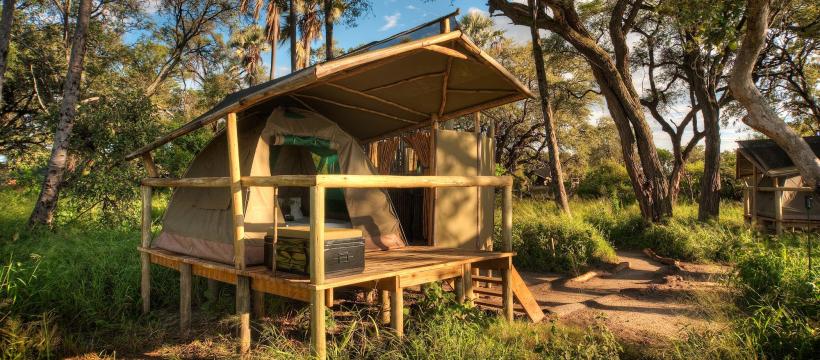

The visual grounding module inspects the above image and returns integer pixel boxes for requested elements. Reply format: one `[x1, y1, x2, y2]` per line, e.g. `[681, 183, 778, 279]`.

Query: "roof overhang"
[126, 29, 533, 160]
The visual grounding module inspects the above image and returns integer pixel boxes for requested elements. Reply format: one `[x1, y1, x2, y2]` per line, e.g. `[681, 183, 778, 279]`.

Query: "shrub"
[576, 160, 635, 203]
[497, 206, 618, 274]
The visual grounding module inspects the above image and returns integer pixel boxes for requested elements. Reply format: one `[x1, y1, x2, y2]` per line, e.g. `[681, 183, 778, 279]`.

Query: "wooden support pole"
[140, 185, 152, 315]
[141, 153, 159, 177]
[774, 177, 783, 235]
[501, 265, 513, 322]
[751, 167, 758, 226]
[463, 264, 474, 303]
[380, 290, 390, 324]
[455, 274, 465, 303]
[227, 112, 246, 270]
[310, 289, 326, 359]
[252, 290, 265, 319]
[440, 17, 450, 33]
[390, 279, 404, 337]
[427, 117, 439, 245]
[207, 279, 220, 303]
[309, 185, 327, 359]
[180, 263, 192, 337]
[236, 276, 251, 355]
[502, 185, 513, 252]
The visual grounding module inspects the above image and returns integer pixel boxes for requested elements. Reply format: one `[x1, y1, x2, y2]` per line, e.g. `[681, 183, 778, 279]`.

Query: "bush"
[497, 200, 618, 274]
[576, 160, 635, 203]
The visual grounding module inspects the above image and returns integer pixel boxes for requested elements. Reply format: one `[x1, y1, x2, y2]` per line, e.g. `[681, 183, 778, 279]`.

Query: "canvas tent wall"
[154, 107, 404, 265]
[736, 136, 820, 228]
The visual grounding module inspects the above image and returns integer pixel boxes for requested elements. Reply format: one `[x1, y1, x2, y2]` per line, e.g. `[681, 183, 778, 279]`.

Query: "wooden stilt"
[774, 177, 783, 235]
[309, 186, 327, 359]
[310, 289, 326, 359]
[252, 290, 265, 319]
[236, 276, 251, 354]
[380, 290, 390, 324]
[463, 264, 474, 303]
[455, 274, 465, 303]
[207, 279, 220, 303]
[390, 279, 404, 337]
[180, 263, 192, 337]
[140, 185, 152, 315]
[501, 266, 513, 322]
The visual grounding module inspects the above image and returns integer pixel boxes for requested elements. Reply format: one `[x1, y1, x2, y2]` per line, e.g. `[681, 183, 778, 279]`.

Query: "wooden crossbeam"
[423, 44, 469, 60]
[324, 83, 428, 117]
[293, 94, 419, 124]
[362, 71, 446, 93]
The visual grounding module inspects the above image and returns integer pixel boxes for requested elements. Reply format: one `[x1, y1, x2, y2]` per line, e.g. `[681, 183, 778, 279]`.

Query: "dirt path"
[521, 251, 730, 348]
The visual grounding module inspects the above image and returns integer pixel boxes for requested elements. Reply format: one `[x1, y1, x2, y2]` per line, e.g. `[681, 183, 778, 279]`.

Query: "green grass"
[1, 187, 818, 359]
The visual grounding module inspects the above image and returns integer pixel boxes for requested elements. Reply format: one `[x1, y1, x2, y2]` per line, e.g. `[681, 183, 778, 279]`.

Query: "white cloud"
[406, 5, 416, 10]
[380, 13, 400, 31]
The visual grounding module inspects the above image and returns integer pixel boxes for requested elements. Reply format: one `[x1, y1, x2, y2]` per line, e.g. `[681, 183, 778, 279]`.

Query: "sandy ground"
[521, 251, 731, 347]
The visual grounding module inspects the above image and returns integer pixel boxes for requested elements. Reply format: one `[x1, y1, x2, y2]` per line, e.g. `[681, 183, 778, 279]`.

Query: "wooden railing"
[744, 172, 814, 234]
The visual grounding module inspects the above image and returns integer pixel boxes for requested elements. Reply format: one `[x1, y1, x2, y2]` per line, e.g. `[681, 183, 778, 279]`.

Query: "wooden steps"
[469, 266, 545, 323]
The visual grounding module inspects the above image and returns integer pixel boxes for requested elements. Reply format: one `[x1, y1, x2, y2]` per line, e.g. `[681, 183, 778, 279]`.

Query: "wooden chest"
[265, 226, 365, 276]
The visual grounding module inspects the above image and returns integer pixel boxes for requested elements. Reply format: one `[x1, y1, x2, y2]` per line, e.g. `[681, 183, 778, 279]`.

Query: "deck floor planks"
[140, 246, 513, 293]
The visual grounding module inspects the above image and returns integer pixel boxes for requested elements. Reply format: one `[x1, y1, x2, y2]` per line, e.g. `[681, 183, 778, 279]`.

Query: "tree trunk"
[269, 3, 279, 80]
[729, 0, 820, 189]
[324, 0, 333, 61]
[29, 0, 92, 227]
[686, 56, 721, 221]
[488, 0, 672, 222]
[528, 0, 570, 215]
[0, 0, 14, 107]
[289, 0, 297, 71]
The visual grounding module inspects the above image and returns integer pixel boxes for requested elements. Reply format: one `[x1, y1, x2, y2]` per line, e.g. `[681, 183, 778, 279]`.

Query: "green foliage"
[496, 200, 618, 275]
[576, 160, 634, 203]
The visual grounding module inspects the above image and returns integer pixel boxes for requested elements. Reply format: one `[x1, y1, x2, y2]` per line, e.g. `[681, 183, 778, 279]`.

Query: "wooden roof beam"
[362, 71, 445, 93]
[423, 45, 469, 60]
[293, 94, 419, 124]
[324, 83, 428, 118]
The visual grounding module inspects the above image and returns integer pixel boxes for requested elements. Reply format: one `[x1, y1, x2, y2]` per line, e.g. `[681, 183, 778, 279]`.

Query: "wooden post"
[252, 291, 265, 319]
[455, 274, 465, 303]
[427, 116, 439, 245]
[440, 17, 450, 34]
[743, 186, 750, 224]
[501, 265, 513, 322]
[751, 167, 758, 226]
[774, 177, 783, 235]
[141, 153, 159, 177]
[309, 186, 327, 359]
[207, 279, 220, 303]
[140, 185, 152, 315]
[475, 112, 482, 250]
[226, 112, 250, 354]
[379, 290, 390, 324]
[390, 278, 404, 337]
[226, 112, 246, 270]
[236, 276, 251, 354]
[180, 263, 192, 337]
[463, 264, 474, 303]
[502, 185, 513, 252]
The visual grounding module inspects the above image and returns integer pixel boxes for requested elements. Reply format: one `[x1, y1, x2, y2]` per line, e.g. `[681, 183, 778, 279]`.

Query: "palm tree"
[297, 0, 322, 68]
[323, 1, 371, 60]
[239, 0, 283, 80]
[230, 25, 270, 86]
[460, 12, 505, 50]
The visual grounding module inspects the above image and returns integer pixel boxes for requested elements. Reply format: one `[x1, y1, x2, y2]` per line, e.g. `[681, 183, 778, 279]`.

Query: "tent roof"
[735, 136, 820, 178]
[125, 13, 533, 160]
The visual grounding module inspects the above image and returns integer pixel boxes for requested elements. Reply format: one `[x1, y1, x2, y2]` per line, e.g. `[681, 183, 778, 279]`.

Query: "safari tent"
[127, 12, 543, 359]
[736, 136, 820, 234]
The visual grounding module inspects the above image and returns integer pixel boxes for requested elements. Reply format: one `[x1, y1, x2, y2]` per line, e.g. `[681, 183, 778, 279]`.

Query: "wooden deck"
[140, 246, 513, 298]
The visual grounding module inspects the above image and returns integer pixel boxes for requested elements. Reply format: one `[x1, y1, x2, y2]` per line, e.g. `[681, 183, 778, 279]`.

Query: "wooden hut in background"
[736, 136, 820, 234]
